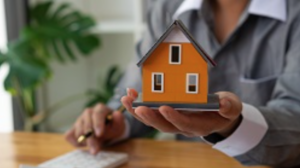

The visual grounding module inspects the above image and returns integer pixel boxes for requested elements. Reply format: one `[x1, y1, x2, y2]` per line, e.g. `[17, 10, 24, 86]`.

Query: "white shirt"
[119, 0, 287, 157]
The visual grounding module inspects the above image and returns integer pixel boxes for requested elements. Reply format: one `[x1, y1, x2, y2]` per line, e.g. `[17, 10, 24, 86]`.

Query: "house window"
[186, 73, 198, 94]
[169, 44, 181, 64]
[152, 73, 164, 92]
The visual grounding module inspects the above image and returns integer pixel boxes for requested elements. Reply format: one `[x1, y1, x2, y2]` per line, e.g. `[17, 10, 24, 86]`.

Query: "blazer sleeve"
[234, 16, 300, 168]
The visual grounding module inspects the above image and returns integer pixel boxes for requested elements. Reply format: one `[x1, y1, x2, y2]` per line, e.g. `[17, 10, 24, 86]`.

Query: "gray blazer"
[107, 0, 300, 167]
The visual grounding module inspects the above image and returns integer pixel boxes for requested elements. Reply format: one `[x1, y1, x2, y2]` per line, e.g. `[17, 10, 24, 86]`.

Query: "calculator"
[20, 150, 128, 168]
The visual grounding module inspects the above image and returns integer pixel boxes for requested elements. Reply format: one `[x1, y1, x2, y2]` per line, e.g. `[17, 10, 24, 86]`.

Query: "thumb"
[126, 88, 139, 99]
[219, 98, 234, 119]
[216, 92, 241, 120]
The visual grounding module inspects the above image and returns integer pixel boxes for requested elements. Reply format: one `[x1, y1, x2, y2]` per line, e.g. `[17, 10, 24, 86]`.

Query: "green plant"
[0, 1, 100, 131]
[85, 66, 123, 107]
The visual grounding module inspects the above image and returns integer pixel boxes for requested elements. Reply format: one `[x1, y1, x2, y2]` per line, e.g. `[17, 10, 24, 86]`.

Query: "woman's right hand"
[65, 103, 126, 155]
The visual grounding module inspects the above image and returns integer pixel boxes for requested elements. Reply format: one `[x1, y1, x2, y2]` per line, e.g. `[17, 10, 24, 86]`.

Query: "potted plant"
[85, 66, 122, 107]
[0, 1, 100, 131]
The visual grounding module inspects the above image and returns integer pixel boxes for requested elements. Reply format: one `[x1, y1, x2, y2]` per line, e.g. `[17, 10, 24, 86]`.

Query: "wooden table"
[0, 132, 268, 168]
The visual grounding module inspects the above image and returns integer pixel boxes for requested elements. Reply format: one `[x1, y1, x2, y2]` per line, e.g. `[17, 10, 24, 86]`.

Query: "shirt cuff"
[108, 118, 131, 145]
[212, 103, 268, 157]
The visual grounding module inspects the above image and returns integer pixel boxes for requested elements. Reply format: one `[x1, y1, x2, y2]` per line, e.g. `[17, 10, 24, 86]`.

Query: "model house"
[136, 20, 216, 105]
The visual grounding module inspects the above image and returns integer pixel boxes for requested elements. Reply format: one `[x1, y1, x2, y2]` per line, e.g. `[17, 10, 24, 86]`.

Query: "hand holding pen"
[65, 104, 127, 155]
[77, 105, 126, 143]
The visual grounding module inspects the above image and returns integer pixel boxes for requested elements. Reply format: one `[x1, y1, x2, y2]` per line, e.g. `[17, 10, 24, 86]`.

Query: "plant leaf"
[62, 40, 76, 61]
[85, 91, 109, 107]
[59, 11, 82, 24]
[51, 40, 65, 63]
[30, 1, 53, 24]
[51, 4, 70, 20]
[73, 35, 100, 55]
[27, 1, 100, 62]
[105, 66, 122, 95]
[67, 16, 96, 33]
[3, 41, 51, 94]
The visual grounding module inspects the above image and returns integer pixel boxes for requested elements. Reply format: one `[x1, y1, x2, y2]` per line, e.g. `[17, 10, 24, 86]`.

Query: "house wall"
[142, 43, 208, 103]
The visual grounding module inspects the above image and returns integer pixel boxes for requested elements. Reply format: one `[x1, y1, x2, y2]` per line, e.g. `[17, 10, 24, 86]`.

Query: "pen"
[77, 105, 126, 144]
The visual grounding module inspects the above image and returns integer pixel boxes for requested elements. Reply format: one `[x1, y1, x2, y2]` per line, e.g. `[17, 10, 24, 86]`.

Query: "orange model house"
[133, 20, 219, 111]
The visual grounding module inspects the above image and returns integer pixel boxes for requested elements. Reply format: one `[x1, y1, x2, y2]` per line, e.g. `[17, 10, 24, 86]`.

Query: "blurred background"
[0, 0, 155, 134]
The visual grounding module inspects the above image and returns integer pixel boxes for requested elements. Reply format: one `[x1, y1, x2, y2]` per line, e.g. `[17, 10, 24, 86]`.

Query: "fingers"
[121, 95, 135, 114]
[126, 88, 138, 99]
[158, 106, 193, 133]
[65, 128, 83, 147]
[121, 95, 147, 124]
[215, 92, 242, 120]
[66, 102, 130, 154]
[121, 88, 138, 115]
[86, 137, 102, 155]
[75, 116, 84, 138]
[66, 104, 111, 150]
[159, 106, 219, 136]
[83, 109, 93, 134]
[135, 106, 179, 133]
[69, 109, 90, 147]
[82, 108, 102, 153]
[92, 104, 112, 137]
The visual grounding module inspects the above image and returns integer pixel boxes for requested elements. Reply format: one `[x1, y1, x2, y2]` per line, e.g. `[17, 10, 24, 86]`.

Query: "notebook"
[20, 150, 128, 168]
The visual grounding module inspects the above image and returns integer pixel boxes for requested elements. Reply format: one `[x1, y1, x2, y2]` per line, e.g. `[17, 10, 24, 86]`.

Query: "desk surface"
[0, 132, 268, 168]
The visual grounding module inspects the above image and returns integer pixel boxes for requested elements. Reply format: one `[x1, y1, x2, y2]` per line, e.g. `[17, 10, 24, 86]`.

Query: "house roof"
[137, 20, 216, 67]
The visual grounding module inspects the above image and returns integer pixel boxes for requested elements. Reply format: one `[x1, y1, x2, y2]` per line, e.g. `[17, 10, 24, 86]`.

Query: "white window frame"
[186, 73, 199, 94]
[0, 0, 13, 133]
[169, 44, 181, 64]
[152, 72, 164, 93]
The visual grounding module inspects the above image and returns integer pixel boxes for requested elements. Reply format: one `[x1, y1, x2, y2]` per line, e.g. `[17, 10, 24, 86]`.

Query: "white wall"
[32, 0, 142, 132]
[0, 0, 13, 133]
[44, 34, 135, 132]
